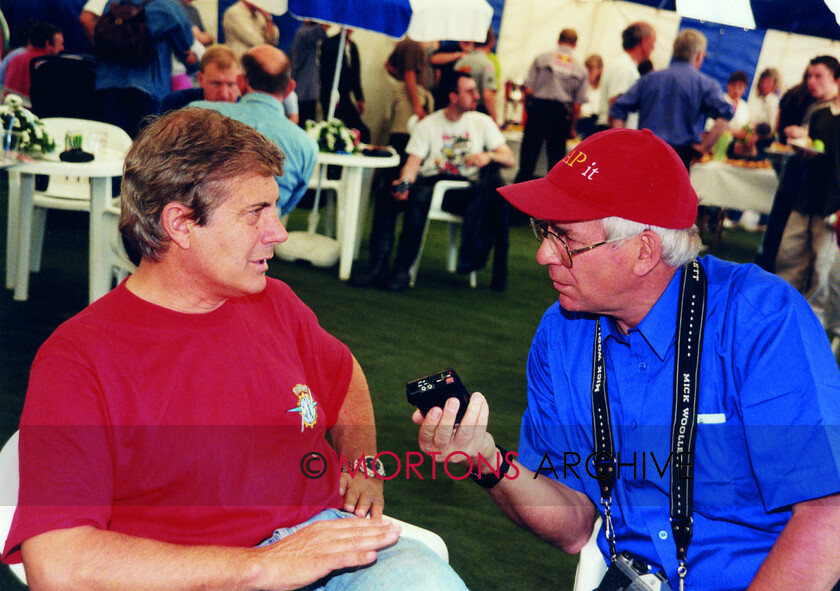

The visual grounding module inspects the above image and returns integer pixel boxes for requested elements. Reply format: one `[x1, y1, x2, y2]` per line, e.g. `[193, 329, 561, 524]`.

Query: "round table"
[5, 150, 125, 302]
[313, 149, 400, 280]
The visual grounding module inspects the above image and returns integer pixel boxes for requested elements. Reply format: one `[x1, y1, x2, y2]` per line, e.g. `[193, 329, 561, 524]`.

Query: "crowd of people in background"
[0, 3, 839, 317]
[3, 4, 840, 591]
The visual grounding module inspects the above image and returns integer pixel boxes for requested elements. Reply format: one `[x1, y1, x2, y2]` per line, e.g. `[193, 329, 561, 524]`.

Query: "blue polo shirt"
[518, 255, 840, 589]
[608, 61, 734, 147]
[190, 93, 318, 216]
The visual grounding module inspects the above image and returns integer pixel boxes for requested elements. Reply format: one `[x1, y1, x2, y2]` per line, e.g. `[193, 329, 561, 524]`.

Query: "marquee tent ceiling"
[624, 0, 840, 41]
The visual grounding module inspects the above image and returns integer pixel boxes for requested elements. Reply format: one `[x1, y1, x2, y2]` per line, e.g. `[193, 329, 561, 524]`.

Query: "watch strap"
[469, 445, 511, 489]
[341, 455, 385, 478]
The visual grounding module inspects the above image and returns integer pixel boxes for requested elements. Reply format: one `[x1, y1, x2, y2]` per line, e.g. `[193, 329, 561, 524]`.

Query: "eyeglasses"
[529, 218, 621, 268]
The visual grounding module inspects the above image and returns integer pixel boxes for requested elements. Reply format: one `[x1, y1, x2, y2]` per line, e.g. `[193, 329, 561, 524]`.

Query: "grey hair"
[600, 217, 701, 268]
[672, 29, 707, 63]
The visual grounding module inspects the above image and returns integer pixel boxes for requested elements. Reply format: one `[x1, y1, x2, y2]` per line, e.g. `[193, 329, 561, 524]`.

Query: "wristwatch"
[469, 445, 512, 489]
[342, 455, 386, 478]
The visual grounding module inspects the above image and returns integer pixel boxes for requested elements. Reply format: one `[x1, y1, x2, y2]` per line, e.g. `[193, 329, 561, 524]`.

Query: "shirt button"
[659, 530, 668, 540]
[631, 421, 638, 429]
[639, 362, 647, 370]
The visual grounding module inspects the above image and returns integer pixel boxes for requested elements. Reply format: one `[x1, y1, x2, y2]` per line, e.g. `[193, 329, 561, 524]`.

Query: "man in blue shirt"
[609, 29, 733, 168]
[413, 128, 840, 590]
[190, 44, 317, 217]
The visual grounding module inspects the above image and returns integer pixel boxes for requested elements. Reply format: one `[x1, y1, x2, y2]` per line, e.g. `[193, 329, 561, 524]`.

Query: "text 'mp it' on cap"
[497, 128, 698, 230]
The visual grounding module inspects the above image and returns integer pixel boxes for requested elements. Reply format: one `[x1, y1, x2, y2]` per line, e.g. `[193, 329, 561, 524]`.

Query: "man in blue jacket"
[609, 28, 733, 168]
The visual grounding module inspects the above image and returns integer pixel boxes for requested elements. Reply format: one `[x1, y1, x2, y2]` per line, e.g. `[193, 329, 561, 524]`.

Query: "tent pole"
[327, 27, 348, 120]
[311, 27, 349, 235]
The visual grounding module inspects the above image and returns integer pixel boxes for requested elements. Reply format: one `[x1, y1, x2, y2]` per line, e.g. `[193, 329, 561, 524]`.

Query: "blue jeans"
[257, 508, 469, 590]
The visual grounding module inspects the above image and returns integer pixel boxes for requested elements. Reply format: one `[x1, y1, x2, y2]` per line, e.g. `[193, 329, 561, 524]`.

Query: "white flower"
[305, 118, 360, 153]
[3, 94, 23, 108]
[0, 99, 55, 154]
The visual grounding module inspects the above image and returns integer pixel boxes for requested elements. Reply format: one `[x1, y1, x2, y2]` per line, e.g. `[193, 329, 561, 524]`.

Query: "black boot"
[350, 257, 390, 288]
[387, 268, 412, 292]
[490, 273, 507, 292]
[490, 230, 508, 292]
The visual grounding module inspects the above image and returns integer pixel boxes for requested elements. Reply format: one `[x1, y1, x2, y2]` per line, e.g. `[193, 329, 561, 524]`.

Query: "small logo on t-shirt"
[552, 53, 575, 72]
[287, 384, 318, 432]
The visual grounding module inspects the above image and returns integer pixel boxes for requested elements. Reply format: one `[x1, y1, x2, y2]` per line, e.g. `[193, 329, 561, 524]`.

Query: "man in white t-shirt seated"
[352, 71, 515, 291]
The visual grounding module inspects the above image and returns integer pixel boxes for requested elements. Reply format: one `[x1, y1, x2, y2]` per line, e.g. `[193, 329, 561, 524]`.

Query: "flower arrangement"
[305, 118, 360, 154]
[0, 94, 56, 155]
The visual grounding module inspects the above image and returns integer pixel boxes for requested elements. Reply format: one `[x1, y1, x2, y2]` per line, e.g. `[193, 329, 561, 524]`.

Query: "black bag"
[93, 0, 155, 65]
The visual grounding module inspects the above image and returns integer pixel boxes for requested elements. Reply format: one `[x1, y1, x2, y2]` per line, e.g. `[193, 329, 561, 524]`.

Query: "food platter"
[787, 137, 824, 155]
[765, 142, 795, 156]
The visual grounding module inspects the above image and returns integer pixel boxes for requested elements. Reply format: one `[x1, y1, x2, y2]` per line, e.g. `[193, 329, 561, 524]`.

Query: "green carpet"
[0, 173, 767, 590]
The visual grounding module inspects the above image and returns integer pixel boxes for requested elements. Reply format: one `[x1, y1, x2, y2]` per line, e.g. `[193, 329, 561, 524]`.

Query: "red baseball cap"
[498, 128, 698, 229]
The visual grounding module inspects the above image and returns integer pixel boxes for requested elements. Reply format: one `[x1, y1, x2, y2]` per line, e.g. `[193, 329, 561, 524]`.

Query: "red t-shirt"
[3, 279, 353, 563]
[4, 48, 49, 97]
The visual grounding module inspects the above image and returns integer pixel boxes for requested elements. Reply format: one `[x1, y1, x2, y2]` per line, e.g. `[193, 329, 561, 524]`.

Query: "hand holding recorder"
[407, 369, 498, 469]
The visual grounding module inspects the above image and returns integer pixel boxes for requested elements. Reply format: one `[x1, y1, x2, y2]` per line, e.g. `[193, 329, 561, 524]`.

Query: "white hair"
[600, 217, 701, 268]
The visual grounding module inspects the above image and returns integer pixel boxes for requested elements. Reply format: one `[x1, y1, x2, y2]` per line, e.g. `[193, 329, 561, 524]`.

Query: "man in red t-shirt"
[2, 108, 466, 591]
[3, 21, 63, 97]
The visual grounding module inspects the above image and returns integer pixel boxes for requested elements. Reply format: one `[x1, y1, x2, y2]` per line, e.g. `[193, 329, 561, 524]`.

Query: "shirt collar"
[240, 92, 285, 115]
[602, 266, 682, 361]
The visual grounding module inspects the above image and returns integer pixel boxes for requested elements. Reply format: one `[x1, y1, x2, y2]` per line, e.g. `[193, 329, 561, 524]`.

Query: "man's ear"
[161, 202, 196, 251]
[633, 230, 663, 276]
[237, 73, 248, 94]
[284, 78, 296, 99]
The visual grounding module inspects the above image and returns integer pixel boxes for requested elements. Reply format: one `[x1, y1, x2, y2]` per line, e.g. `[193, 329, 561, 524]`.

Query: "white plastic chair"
[408, 179, 477, 288]
[0, 430, 447, 588]
[103, 197, 136, 286]
[573, 518, 607, 591]
[388, 516, 449, 564]
[405, 114, 477, 288]
[27, 118, 132, 274]
[0, 431, 26, 586]
[306, 163, 341, 237]
[274, 165, 343, 267]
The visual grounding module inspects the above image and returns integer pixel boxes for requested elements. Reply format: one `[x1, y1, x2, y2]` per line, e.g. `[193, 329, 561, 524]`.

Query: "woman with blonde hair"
[576, 54, 604, 138]
[751, 67, 782, 133]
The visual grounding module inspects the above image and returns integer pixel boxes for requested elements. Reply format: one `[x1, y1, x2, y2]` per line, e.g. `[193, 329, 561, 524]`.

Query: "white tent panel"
[747, 29, 840, 113]
[497, 0, 682, 85]
[676, 0, 756, 29]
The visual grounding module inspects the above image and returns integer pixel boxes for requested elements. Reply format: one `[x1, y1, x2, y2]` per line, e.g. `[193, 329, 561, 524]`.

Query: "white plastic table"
[689, 160, 779, 214]
[315, 149, 400, 280]
[5, 151, 124, 302]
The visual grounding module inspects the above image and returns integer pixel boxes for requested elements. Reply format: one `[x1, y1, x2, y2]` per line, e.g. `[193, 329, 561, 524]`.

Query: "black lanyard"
[591, 259, 707, 588]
